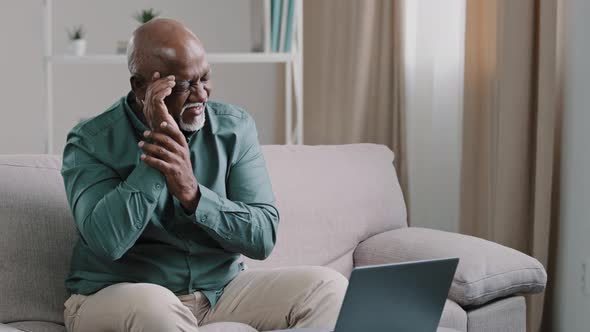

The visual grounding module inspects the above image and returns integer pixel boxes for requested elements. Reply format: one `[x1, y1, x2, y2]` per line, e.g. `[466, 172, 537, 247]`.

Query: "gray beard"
[179, 108, 206, 132]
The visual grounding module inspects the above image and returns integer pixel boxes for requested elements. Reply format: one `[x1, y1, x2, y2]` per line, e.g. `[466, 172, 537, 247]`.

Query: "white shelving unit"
[48, 53, 297, 64]
[43, 0, 304, 154]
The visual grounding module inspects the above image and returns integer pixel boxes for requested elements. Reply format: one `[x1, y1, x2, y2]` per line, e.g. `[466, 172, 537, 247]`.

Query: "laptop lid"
[334, 257, 459, 332]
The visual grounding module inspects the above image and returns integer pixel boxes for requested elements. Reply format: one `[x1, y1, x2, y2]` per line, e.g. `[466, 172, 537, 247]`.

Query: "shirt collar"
[124, 91, 149, 135]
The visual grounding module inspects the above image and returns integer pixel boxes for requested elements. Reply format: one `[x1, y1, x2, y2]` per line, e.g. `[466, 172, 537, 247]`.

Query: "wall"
[403, 0, 466, 232]
[0, 0, 282, 155]
[552, 0, 590, 329]
[0, 1, 46, 154]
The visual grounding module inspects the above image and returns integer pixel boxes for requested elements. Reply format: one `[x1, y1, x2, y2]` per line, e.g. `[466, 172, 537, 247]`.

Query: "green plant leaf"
[67, 25, 84, 40]
[134, 8, 160, 24]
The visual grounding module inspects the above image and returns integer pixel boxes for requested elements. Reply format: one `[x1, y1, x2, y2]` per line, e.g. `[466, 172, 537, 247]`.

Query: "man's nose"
[188, 84, 208, 103]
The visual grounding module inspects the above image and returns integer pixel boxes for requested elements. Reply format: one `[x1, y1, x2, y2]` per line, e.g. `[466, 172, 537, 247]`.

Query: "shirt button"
[201, 215, 208, 222]
[154, 183, 161, 190]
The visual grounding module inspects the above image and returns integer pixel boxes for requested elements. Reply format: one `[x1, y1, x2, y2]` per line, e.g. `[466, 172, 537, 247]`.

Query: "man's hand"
[142, 72, 176, 131]
[139, 121, 200, 213]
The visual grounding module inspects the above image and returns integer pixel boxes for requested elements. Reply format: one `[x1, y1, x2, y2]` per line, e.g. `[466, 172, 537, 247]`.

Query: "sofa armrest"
[353, 227, 547, 307]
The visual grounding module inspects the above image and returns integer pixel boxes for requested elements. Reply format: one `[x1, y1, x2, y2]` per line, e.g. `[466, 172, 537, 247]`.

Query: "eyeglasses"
[171, 72, 211, 95]
[171, 79, 201, 95]
[136, 73, 211, 96]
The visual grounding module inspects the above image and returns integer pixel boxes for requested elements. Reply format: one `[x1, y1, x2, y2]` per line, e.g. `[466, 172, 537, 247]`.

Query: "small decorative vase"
[116, 40, 128, 55]
[70, 39, 87, 56]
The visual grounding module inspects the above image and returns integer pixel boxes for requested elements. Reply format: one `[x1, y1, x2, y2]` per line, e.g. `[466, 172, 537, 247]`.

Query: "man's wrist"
[179, 185, 201, 215]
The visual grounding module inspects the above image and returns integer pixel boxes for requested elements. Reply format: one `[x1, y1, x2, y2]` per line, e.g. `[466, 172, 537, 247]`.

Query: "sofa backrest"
[0, 144, 406, 324]
[244, 144, 407, 275]
[0, 155, 76, 324]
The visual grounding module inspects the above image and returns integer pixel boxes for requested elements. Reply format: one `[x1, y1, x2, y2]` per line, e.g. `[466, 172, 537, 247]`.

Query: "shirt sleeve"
[61, 133, 166, 261]
[175, 115, 280, 260]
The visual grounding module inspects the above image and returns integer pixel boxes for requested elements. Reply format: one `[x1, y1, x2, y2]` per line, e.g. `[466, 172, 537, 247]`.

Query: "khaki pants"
[64, 266, 348, 332]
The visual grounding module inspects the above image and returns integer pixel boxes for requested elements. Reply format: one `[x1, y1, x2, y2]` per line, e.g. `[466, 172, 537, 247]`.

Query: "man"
[61, 18, 347, 332]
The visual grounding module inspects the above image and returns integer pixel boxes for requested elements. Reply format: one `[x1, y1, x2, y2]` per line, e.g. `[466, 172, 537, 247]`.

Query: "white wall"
[0, 0, 282, 155]
[552, 0, 590, 329]
[0, 1, 46, 154]
[403, 0, 465, 232]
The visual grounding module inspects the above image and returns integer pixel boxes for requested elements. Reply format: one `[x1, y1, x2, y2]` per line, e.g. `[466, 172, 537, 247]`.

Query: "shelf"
[47, 52, 296, 65]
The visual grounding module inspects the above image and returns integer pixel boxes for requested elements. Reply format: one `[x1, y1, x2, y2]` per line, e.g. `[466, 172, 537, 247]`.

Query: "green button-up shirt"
[61, 93, 279, 306]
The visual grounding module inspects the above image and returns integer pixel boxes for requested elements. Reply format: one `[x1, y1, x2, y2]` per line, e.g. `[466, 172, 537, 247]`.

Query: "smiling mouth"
[183, 102, 205, 116]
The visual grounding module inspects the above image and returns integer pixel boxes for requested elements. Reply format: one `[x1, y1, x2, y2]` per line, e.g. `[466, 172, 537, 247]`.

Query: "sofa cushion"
[245, 145, 407, 277]
[0, 156, 77, 324]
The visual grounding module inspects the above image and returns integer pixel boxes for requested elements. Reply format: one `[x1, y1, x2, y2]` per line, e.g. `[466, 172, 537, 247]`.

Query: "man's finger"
[141, 153, 173, 173]
[159, 121, 188, 148]
[147, 73, 174, 98]
[147, 80, 175, 99]
[138, 141, 178, 162]
[143, 131, 182, 154]
[153, 87, 173, 102]
[151, 72, 174, 81]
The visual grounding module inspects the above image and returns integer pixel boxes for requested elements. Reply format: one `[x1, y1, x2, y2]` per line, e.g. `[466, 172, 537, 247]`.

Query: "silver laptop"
[272, 257, 459, 332]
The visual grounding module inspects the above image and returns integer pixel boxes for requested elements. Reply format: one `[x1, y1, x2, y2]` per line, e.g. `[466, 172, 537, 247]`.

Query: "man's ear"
[130, 75, 146, 101]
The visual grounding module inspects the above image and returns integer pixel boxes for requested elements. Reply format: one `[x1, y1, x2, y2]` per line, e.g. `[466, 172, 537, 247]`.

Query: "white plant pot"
[116, 40, 128, 55]
[70, 39, 87, 56]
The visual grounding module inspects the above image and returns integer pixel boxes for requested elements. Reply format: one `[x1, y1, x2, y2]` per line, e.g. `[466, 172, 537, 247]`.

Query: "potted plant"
[134, 8, 160, 24]
[67, 25, 86, 56]
[116, 9, 160, 54]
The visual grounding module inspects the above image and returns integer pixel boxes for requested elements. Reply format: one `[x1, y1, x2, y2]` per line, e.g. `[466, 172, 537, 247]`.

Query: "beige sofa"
[0, 144, 546, 332]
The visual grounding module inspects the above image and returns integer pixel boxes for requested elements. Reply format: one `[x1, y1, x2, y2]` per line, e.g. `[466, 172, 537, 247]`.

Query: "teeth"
[182, 102, 206, 112]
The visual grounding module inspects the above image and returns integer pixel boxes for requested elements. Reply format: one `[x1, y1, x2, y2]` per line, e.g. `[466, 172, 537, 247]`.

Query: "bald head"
[127, 18, 205, 76]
